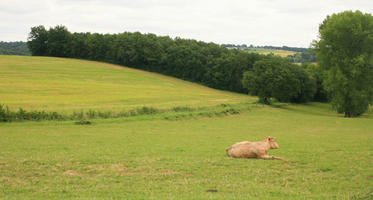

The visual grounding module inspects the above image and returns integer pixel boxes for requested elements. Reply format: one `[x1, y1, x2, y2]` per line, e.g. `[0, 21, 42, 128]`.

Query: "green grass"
[0, 55, 252, 112]
[1, 55, 372, 199]
[0, 103, 372, 199]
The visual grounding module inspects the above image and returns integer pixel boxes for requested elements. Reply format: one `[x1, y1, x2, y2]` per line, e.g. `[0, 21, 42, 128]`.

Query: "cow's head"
[265, 136, 279, 149]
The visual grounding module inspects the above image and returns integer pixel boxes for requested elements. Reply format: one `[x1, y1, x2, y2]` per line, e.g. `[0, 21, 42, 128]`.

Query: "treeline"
[27, 25, 266, 93]
[0, 41, 30, 55]
[27, 25, 326, 103]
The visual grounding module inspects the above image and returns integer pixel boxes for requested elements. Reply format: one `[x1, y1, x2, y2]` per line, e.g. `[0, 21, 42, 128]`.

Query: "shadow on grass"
[351, 189, 373, 200]
[269, 102, 373, 119]
[267, 102, 338, 118]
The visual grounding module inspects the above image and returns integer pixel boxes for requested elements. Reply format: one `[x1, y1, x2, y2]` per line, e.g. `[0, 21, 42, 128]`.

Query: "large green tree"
[47, 25, 71, 57]
[242, 57, 312, 104]
[314, 10, 373, 117]
[27, 25, 48, 56]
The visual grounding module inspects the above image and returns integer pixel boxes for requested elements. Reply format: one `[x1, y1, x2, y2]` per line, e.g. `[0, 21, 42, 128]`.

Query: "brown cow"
[226, 136, 284, 160]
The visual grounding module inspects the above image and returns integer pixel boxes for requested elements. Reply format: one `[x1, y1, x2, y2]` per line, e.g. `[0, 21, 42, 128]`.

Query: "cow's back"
[226, 141, 257, 158]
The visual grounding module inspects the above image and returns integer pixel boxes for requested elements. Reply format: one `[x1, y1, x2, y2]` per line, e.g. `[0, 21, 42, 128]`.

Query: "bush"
[0, 105, 12, 122]
[242, 57, 316, 104]
[0, 103, 249, 123]
[0, 105, 65, 122]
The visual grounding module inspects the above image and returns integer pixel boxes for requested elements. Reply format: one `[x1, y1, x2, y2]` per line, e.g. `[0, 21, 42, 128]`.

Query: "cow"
[226, 136, 284, 160]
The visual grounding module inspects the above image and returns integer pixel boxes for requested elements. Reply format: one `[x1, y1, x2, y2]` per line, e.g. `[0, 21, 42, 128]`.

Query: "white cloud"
[1, 0, 372, 47]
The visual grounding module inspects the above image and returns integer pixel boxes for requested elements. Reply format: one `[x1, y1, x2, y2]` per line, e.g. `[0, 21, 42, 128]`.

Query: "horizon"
[0, 30, 312, 49]
[1, 0, 373, 48]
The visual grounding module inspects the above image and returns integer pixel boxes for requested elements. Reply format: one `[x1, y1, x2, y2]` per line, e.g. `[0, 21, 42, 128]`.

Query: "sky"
[1, 0, 372, 48]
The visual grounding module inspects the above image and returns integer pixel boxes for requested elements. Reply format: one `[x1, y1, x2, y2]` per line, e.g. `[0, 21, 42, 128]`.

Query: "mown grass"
[0, 55, 252, 112]
[0, 103, 372, 199]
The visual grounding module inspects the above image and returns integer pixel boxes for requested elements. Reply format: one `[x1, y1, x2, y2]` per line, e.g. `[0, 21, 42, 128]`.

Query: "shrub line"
[0, 103, 253, 123]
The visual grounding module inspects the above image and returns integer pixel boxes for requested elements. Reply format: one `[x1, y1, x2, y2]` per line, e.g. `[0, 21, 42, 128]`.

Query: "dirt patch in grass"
[63, 170, 81, 176]
[0, 176, 28, 186]
[151, 169, 175, 176]
[131, 166, 176, 176]
[109, 164, 128, 171]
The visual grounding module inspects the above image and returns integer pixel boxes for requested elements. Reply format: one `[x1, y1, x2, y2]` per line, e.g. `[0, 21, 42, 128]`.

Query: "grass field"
[244, 48, 296, 57]
[1, 103, 372, 199]
[1, 56, 373, 199]
[0, 55, 251, 112]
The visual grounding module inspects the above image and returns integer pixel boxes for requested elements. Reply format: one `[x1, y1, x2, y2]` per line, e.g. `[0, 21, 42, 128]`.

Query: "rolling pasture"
[0, 55, 250, 112]
[0, 56, 372, 199]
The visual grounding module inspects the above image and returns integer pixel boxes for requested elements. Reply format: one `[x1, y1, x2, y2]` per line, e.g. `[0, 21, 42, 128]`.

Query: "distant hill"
[243, 48, 296, 58]
[221, 44, 316, 63]
[258, 45, 308, 52]
[221, 44, 308, 52]
[0, 41, 30, 55]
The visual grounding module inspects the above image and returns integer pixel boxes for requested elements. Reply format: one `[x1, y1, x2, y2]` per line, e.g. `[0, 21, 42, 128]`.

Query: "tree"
[289, 65, 316, 103]
[304, 63, 328, 102]
[27, 25, 48, 56]
[70, 32, 89, 58]
[242, 57, 304, 104]
[314, 10, 373, 117]
[47, 25, 71, 57]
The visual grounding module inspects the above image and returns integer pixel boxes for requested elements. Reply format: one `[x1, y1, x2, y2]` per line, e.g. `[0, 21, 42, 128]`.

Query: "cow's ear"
[265, 136, 271, 142]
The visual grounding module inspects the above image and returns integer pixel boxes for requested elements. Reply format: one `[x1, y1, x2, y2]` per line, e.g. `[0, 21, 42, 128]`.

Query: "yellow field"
[246, 49, 296, 57]
[0, 55, 253, 112]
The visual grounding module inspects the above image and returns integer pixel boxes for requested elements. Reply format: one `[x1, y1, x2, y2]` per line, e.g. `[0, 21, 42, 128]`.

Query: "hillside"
[0, 55, 253, 112]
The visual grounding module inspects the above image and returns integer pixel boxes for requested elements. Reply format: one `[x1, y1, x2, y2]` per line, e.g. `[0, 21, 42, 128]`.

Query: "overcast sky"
[1, 0, 372, 47]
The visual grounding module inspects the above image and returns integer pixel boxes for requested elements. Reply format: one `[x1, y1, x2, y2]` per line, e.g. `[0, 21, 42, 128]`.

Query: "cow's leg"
[257, 154, 284, 160]
[271, 156, 285, 160]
